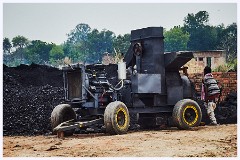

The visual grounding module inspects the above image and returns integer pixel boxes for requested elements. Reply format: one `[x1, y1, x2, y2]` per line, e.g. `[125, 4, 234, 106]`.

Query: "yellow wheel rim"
[115, 107, 128, 129]
[183, 105, 198, 126]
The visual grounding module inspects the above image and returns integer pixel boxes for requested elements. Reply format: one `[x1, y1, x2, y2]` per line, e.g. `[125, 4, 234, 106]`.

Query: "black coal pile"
[216, 92, 237, 124]
[189, 82, 237, 125]
[196, 92, 237, 125]
[3, 63, 64, 136]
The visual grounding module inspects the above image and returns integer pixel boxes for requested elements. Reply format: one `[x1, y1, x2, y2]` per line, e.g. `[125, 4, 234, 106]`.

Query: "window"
[199, 57, 203, 61]
[207, 57, 211, 67]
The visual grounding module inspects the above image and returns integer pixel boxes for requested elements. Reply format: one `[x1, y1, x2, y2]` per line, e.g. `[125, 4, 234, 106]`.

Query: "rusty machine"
[51, 27, 202, 137]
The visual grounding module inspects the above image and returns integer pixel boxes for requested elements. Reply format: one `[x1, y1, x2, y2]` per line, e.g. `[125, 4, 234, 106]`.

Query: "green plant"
[213, 58, 237, 72]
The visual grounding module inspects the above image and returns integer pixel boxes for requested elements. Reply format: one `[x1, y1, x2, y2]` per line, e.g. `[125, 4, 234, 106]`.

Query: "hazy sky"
[3, 3, 237, 45]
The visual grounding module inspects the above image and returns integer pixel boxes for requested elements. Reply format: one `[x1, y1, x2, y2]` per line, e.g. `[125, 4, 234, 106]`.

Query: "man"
[201, 66, 220, 126]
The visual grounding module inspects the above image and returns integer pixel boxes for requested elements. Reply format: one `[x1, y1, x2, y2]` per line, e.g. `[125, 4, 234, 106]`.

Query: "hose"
[108, 79, 124, 91]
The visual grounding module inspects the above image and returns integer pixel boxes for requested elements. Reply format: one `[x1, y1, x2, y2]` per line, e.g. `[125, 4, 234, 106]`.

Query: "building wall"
[185, 50, 226, 74]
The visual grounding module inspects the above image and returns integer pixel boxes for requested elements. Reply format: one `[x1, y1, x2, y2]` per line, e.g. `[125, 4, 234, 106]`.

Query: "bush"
[213, 59, 237, 72]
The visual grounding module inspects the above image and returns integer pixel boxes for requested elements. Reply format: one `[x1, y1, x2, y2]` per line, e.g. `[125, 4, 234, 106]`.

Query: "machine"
[51, 27, 202, 137]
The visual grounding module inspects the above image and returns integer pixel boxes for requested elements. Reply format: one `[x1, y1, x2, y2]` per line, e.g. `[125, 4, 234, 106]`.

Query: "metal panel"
[131, 27, 164, 41]
[132, 74, 161, 93]
[166, 72, 183, 105]
[167, 86, 183, 105]
[164, 52, 194, 70]
[181, 75, 192, 98]
[67, 70, 82, 100]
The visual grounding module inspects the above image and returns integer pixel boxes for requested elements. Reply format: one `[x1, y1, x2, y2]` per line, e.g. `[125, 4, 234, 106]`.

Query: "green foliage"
[217, 23, 237, 61]
[183, 11, 218, 50]
[228, 58, 237, 71]
[64, 24, 118, 64]
[12, 35, 29, 49]
[183, 10, 237, 60]
[63, 42, 81, 63]
[25, 40, 53, 64]
[49, 45, 65, 67]
[113, 34, 131, 55]
[213, 64, 229, 72]
[4, 58, 22, 67]
[3, 37, 12, 53]
[184, 11, 209, 29]
[50, 45, 64, 60]
[164, 26, 190, 52]
[67, 23, 91, 44]
[85, 29, 115, 63]
[213, 58, 237, 72]
[11, 35, 29, 63]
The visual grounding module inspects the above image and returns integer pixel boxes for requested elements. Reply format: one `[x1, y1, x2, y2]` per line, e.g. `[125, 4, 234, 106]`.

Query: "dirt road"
[3, 124, 237, 157]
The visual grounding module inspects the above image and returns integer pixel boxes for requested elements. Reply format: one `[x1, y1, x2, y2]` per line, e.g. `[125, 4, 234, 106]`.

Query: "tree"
[164, 26, 190, 52]
[183, 11, 217, 50]
[12, 35, 29, 62]
[49, 44, 64, 65]
[67, 23, 91, 44]
[184, 11, 209, 29]
[113, 34, 130, 55]
[64, 23, 92, 63]
[217, 23, 237, 61]
[86, 29, 115, 63]
[65, 23, 132, 63]
[3, 37, 12, 54]
[63, 42, 82, 63]
[25, 40, 53, 64]
[12, 35, 29, 49]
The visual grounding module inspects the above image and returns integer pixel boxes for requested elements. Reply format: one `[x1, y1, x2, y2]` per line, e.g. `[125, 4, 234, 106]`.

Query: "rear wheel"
[104, 101, 130, 135]
[51, 104, 76, 136]
[172, 99, 202, 130]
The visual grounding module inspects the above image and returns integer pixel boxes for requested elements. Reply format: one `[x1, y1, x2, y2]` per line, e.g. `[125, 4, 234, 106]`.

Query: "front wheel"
[51, 104, 76, 136]
[104, 101, 130, 135]
[172, 99, 202, 130]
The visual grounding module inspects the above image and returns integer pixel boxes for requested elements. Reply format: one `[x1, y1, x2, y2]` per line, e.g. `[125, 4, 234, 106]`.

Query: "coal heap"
[216, 92, 237, 124]
[3, 64, 64, 136]
[195, 92, 237, 125]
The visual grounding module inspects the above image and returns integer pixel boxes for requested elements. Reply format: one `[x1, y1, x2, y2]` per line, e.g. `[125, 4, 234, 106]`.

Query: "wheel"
[51, 104, 76, 136]
[172, 99, 202, 130]
[104, 101, 130, 135]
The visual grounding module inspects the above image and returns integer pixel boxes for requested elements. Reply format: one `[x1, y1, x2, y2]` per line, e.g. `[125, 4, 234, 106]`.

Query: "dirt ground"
[3, 124, 237, 157]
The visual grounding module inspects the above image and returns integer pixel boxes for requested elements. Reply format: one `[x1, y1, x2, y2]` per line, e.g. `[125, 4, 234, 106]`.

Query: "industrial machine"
[51, 27, 202, 137]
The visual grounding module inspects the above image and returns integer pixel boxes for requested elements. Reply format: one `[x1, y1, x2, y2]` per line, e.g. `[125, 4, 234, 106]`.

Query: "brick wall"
[188, 72, 237, 101]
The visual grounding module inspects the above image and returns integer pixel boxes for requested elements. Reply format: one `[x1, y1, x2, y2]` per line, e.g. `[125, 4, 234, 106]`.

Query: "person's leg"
[206, 102, 217, 125]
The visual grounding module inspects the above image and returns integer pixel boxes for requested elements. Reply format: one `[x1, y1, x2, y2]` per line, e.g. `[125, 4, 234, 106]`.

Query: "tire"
[51, 104, 76, 136]
[104, 101, 130, 135]
[172, 99, 202, 130]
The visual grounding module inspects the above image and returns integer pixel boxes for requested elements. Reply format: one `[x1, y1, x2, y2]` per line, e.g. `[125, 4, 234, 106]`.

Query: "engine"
[62, 63, 122, 113]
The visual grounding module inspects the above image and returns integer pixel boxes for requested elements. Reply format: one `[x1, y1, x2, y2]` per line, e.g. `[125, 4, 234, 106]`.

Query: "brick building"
[185, 50, 226, 73]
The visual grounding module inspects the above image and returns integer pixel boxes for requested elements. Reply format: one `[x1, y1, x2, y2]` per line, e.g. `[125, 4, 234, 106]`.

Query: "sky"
[2, 3, 238, 45]
[0, 1, 239, 160]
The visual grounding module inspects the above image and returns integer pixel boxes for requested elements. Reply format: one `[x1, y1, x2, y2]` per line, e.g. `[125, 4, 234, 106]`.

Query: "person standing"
[201, 66, 220, 125]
